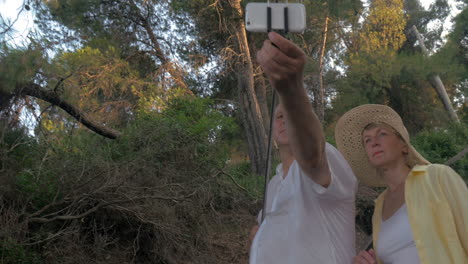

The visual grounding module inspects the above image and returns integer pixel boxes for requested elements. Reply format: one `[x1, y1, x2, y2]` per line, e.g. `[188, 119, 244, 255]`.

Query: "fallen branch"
[445, 147, 468, 166]
[220, 169, 251, 195]
[25, 193, 196, 224]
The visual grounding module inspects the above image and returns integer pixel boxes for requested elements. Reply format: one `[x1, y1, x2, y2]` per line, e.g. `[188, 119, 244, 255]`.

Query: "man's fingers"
[257, 54, 295, 80]
[268, 31, 304, 58]
[257, 40, 301, 77]
[259, 39, 297, 67]
[258, 61, 289, 79]
[256, 33, 306, 90]
[354, 255, 367, 264]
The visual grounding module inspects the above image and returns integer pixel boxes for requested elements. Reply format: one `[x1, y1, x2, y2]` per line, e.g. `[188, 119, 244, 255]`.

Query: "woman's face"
[362, 125, 408, 168]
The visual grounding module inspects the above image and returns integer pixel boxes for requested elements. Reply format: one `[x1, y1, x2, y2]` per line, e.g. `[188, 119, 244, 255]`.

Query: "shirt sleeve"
[303, 143, 357, 201]
[436, 165, 468, 254]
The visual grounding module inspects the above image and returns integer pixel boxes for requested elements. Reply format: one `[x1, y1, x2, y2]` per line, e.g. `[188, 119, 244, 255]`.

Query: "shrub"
[1, 97, 255, 264]
[0, 238, 43, 264]
[412, 123, 467, 179]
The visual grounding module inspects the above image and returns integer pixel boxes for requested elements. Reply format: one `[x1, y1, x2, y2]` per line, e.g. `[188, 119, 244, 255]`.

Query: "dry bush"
[354, 185, 380, 251]
[1, 98, 258, 263]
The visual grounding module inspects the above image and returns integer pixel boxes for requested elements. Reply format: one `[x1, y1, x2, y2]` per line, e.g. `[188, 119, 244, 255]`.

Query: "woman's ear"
[402, 144, 409, 155]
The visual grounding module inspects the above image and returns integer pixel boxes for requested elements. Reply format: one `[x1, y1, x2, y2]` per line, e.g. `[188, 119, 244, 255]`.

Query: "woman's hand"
[249, 225, 259, 243]
[353, 249, 377, 264]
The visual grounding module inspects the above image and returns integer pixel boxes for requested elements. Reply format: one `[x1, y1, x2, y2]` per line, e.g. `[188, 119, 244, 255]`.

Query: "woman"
[335, 104, 467, 264]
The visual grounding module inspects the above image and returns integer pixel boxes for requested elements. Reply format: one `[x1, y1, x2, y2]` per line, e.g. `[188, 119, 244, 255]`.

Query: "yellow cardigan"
[372, 164, 468, 264]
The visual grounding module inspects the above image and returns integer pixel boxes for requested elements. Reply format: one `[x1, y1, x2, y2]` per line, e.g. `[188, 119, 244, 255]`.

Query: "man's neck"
[279, 146, 294, 178]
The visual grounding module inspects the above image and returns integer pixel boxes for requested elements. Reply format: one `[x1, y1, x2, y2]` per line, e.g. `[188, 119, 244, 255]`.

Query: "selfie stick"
[261, 1, 289, 223]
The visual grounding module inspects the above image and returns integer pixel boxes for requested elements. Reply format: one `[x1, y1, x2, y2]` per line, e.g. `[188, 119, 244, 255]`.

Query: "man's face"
[273, 104, 288, 146]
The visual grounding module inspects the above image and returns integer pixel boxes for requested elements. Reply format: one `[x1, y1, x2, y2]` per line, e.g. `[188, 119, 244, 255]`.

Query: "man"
[249, 32, 357, 264]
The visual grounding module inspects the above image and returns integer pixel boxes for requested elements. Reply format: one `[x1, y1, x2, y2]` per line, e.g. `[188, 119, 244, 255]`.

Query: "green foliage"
[0, 126, 59, 210]
[225, 161, 264, 199]
[444, 7, 468, 68]
[44, 43, 168, 128]
[0, 238, 43, 264]
[45, 0, 102, 31]
[357, 0, 407, 53]
[344, 0, 407, 92]
[2, 0, 464, 261]
[431, 7, 468, 114]
[332, 0, 466, 133]
[0, 45, 47, 93]
[412, 123, 468, 179]
[16, 169, 59, 210]
[0, 96, 254, 263]
[118, 97, 238, 170]
[0, 128, 38, 170]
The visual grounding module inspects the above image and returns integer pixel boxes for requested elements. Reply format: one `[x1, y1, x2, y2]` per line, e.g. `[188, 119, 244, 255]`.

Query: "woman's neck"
[381, 163, 412, 192]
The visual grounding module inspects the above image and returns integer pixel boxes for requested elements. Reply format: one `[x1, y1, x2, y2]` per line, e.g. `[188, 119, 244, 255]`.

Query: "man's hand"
[353, 249, 377, 264]
[256, 32, 306, 94]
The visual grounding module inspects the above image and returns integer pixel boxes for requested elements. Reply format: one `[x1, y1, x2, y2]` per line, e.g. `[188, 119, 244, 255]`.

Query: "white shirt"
[376, 204, 420, 264]
[250, 143, 357, 264]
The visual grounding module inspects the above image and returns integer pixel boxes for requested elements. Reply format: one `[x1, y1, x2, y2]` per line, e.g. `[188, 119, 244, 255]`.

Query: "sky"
[0, 0, 36, 46]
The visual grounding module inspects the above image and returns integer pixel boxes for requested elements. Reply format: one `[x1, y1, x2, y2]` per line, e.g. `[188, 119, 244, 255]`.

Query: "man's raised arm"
[256, 32, 330, 187]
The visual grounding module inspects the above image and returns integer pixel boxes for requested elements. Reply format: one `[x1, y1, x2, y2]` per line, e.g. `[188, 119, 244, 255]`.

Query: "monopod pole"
[261, 91, 276, 223]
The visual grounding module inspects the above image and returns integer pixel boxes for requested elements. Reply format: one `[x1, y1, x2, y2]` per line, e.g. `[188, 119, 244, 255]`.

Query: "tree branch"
[15, 82, 121, 139]
[128, 0, 191, 93]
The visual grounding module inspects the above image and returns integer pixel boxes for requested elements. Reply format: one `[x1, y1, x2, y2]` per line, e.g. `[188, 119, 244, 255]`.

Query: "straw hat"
[335, 104, 429, 187]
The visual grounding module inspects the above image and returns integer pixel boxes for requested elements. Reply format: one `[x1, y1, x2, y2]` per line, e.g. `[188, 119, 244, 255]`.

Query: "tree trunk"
[231, 0, 268, 176]
[315, 15, 329, 123]
[412, 25, 459, 123]
[255, 75, 270, 135]
[238, 79, 268, 176]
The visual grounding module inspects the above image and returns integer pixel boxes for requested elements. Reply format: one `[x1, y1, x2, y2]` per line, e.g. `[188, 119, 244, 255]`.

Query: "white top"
[250, 143, 357, 264]
[376, 204, 420, 264]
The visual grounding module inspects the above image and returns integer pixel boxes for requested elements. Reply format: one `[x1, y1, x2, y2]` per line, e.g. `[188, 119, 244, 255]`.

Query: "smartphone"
[245, 3, 306, 33]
